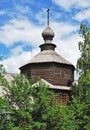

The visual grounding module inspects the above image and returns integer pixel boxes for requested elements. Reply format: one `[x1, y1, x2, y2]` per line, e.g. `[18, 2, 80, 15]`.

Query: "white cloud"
[51, 22, 79, 42]
[0, 10, 6, 15]
[15, 5, 32, 15]
[10, 46, 24, 56]
[35, 8, 47, 25]
[52, 0, 90, 10]
[74, 8, 90, 22]
[0, 18, 43, 46]
[35, 8, 62, 25]
[56, 33, 82, 67]
[0, 47, 39, 74]
[12, 0, 34, 5]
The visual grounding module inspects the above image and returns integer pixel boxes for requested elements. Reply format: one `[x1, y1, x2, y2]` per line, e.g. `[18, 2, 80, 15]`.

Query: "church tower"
[20, 9, 75, 105]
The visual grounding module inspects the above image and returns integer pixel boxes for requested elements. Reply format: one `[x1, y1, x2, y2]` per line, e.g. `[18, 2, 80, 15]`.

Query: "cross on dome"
[47, 8, 50, 25]
[42, 9, 55, 44]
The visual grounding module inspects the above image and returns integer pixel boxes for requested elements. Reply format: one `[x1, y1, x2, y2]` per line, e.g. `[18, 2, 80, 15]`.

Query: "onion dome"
[42, 25, 55, 44]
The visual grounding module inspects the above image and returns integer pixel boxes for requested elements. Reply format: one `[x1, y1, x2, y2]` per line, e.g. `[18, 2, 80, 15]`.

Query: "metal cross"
[47, 8, 50, 25]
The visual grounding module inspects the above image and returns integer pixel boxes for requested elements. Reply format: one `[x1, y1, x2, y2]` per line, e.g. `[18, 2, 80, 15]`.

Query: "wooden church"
[20, 10, 75, 105]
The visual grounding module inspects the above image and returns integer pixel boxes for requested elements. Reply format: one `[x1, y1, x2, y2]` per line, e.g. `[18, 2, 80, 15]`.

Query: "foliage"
[46, 105, 76, 130]
[77, 24, 90, 75]
[0, 98, 14, 130]
[0, 56, 5, 85]
[31, 80, 54, 130]
[1, 74, 33, 129]
[72, 77, 90, 129]
[1, 74, 54, 129]
[0, 59, 19, 130]
[72, 69, 90, 129]
[1, 74, 77, 130]
[72, 24, 90, 130]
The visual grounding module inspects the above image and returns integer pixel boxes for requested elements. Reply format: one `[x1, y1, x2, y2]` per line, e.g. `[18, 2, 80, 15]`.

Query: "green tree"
[1, 74, 55, 129]
[71, 24, 90, 130]
[73, 24, 90, 97]
[69, 24, 90, 130]
[71, 70, 90, 130]
[31, 80, 54, 130]
[0, 56, 5, 85]
[0, 57, 21, 130]
[2, 74, 33, 129]
[2, 74, 75, 130]
[77, 24, 90, 76]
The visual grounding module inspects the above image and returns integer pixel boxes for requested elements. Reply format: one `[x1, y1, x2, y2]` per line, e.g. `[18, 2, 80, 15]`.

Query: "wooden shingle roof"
[27, 50, 72, 65]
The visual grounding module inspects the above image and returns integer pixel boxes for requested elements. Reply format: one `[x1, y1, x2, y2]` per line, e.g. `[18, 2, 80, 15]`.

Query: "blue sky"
[0, 0, 90, 79]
